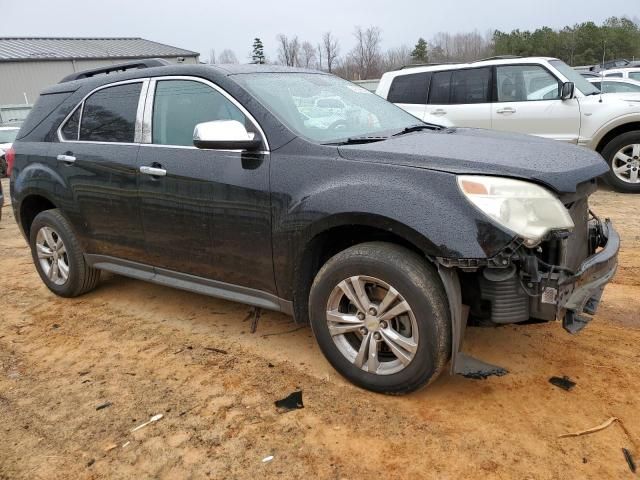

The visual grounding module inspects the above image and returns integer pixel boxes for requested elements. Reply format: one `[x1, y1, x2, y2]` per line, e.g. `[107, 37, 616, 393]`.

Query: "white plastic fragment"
[122, 441, 130, 448]
[262, 455, 274, 463]
[131, 414, 163, 433]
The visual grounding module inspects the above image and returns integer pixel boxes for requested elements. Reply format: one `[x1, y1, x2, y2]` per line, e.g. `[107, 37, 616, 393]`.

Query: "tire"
[309, 242, 451, 394]
[0, 156, 6, 178]
[29, 209, 100, 297]
[601, 131, 640, 193]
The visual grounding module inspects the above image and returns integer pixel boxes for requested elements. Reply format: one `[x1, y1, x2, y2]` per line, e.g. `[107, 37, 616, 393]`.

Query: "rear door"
[424, 68, 492, 128]
[50, 80, 147, 259]
[491, 64, 581, 143]
[136, 77, 274, 293]
[386, 71, 430, 120]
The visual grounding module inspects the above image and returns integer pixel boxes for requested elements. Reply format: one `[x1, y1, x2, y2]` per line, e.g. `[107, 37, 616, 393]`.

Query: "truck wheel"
[29, 209, 100, 298]
[309, 242, 451, 394]
[601, 131, 640, 193]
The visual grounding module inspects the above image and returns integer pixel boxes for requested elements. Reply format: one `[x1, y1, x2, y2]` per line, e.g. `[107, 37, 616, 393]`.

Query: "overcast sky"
[3, 0, 636, 62]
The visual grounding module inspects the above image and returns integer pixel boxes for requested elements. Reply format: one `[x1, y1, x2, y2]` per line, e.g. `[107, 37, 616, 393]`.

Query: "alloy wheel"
[612, 144, 640, 184]
[36, 226, 70, 285]
[325, 275, 419, 375]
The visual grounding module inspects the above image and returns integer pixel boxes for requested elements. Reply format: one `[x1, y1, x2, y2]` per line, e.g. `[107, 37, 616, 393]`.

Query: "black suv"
[9, 60, 619, 393]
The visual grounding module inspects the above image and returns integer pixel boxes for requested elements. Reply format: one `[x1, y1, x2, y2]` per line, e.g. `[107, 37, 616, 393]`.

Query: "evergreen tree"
[252, 38, 265, 64]
[411, 38, 429, 63]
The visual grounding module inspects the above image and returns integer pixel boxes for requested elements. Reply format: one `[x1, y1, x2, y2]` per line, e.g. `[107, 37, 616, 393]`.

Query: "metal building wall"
[0, 55, 199, 105]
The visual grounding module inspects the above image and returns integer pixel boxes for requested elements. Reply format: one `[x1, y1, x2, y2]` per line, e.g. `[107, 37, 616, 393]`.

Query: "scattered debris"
[86, 459, 95, 467]
[549, 376, 576, 391]
[455, 353, 508, 379]
[131, 414, 163, 433]
[622, 448, 636, 473]
[78, 371, 90, 376]
[52, 324, 60, 329]
[122, 441, 130, 448]
[262, 455, 274, 463]
[268, 363, 274, 368]
[275, 391, 304, 413]
[244, 307, 262, 334]
[558, 417, 618, 438]
[96, 401, 112, 411]
[204, 347, 228, 355]
[104, 444, 118, 452]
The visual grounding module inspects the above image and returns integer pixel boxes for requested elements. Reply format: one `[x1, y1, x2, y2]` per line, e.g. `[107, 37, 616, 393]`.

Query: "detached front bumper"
[557, 219, 619, 333]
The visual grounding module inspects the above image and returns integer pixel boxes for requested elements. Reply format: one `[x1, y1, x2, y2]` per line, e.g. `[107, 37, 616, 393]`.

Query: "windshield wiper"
[323, 136, 389, 146]
[392, 123, 444, 136]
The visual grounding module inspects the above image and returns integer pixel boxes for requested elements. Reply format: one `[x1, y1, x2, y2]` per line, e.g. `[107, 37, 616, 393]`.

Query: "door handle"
[496, 107, 517, 114]
[140, 166, 167, 177]
[56, 154, 76, 164]
[432, 109, 447, 116]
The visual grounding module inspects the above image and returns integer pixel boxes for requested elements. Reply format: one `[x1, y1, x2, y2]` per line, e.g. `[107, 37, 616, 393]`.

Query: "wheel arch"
[595, 121, 640, 153]
[291, 213, 440, 324]
[19, 193, 58, 238]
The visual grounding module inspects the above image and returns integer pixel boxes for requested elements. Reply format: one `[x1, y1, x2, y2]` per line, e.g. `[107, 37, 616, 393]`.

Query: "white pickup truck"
[377, 56, 640, 192]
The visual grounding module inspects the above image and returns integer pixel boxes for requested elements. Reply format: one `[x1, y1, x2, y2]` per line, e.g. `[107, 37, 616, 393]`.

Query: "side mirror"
[193, 120, 261, 151]
[561, 82, 575, 101]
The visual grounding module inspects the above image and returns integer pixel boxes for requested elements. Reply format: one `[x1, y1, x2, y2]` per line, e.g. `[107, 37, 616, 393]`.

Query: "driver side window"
[152, 80, 250, 146]
[496, 65, 561, 102]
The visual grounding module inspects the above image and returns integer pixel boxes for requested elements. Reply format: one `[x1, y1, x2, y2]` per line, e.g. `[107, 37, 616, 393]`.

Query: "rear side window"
[629, 72, 640, 81]
[604, 72, 623, 78]
[387, 72, 430, 105]
[151, 80, 247, 146]
[18, 91, 73, 140]
[79, 83, 142, 143]
[450, 68, 491, 104]
[429, 71, 452, 104]
[60, 107, 80, 140]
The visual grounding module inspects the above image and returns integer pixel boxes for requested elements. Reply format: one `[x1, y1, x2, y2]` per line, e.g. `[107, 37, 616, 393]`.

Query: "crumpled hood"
[338, 128, 609, 193]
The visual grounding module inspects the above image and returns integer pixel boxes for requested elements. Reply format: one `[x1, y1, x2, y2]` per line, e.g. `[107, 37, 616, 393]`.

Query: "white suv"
[377, 57, 640, 192]
[602, 67, 640, 82]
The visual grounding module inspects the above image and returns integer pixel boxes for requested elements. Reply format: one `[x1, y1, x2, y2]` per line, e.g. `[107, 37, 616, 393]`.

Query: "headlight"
[457, 175, 574, 247]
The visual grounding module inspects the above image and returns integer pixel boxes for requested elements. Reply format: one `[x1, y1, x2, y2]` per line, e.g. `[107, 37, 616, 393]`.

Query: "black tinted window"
[387, 72, 430, 104]
[80, 83, 141, 142]
[152, 80, 247, 146]
[451, 68, 491, 104]
[429, 71, 452, 104]
[60, 106, 80, 140]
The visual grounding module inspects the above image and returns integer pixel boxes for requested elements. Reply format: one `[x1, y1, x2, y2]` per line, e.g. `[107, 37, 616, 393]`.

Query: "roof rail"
[59, 58, 171, 83]
[472, 55, 521, 63]
[399, 62, 457, 70]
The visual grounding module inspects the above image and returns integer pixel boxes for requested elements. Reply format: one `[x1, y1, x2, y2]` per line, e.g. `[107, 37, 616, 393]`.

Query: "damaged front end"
[438, 181, 620, 377]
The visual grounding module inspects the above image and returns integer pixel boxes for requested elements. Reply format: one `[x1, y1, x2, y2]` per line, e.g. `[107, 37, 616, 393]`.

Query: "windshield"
[549, 60, 600, 96]
[0, 128, 19, 143]
[234, 73, 424, 143]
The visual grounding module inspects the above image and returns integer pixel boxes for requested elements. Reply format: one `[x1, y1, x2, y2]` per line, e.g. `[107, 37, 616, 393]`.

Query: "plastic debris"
[549, 376, 576, 391]
[122, 441, 130, 448]
[622, 448, 636, 473]
[96, 401, 112, 411]
[558, 417, 618, 438]
[131, 414, 163, 433]
[204, 347, 228, 355]
[275, 391, 304, 413]
[104, 444, 118, 452]
[262, 455, 274, 463]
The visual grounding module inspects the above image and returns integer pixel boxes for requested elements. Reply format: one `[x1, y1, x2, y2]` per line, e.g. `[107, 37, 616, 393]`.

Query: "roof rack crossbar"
[59, 58, 171, 83]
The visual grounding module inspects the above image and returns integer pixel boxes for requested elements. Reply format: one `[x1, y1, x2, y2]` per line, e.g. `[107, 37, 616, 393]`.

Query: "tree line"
[207, 16, 639, 80]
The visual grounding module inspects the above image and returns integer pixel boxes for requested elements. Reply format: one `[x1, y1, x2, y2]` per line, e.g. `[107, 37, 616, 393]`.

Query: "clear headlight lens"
[457, 175, 574, 247]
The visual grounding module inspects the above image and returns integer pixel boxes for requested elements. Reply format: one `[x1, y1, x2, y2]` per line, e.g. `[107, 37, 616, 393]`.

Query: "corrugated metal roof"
[0, 37, 199, 61]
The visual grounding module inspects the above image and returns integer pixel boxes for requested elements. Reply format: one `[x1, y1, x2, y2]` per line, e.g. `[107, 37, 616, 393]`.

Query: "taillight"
[5, 147, 15, 177]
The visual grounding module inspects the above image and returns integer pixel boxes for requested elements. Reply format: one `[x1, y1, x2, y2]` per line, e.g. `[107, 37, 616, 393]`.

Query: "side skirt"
[85, 254, 294, 316]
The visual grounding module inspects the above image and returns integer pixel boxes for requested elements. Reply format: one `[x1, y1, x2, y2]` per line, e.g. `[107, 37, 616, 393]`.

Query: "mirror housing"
[193, 120, 261, 151]
[561, 82, 575, 101]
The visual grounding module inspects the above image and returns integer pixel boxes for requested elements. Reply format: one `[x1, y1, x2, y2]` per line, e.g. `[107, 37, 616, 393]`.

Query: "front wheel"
[309, 242, 451, 394]
[601, 131, 640, 193]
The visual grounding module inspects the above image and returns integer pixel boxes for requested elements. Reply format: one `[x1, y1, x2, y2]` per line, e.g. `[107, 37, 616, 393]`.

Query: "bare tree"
[382, 45, 412, 71]
[300, 41, 317, 68]
[350, 26, 382, 79]
[208, 49, 216, 64]
[219, 49, 238, 64]
[317, 43, 323, 70]
[322, 31, 340, 73]
[429, 30, 493, 62]
[276, 34, 301, 66]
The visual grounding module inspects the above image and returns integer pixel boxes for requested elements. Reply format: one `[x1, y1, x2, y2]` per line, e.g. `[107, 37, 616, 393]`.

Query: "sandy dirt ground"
[0, 177, 639, 479]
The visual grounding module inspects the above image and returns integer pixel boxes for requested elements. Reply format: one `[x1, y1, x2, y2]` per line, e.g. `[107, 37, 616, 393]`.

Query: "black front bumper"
[557, 219, 619, 333]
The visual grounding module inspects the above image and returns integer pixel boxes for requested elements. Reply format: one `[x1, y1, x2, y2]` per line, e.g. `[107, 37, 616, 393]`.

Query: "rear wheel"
[309, 242, 451, 394]
[601, 131, 640, 193]
[29, 209, 100, 297]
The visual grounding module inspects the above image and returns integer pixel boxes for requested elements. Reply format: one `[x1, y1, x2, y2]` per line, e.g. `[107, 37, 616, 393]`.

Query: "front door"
[137, 78, 274, 294]
[491, 64, 581, 143]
